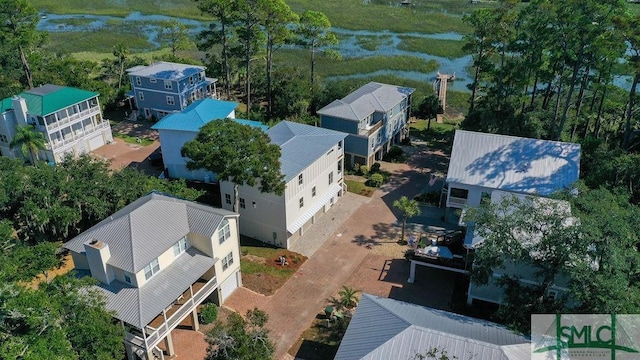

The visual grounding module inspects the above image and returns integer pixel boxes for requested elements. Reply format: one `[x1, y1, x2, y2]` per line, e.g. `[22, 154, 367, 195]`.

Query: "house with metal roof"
[0, 84, 113, 163]
[444, 130, 581, 209]
[220, 121, 348, 249]
[126, 61, 218, 121]
[64, 192, 242, 360]
[317, 82, 415, 168]
[151, 98, 267, 181]
[335, 293, 530, 360]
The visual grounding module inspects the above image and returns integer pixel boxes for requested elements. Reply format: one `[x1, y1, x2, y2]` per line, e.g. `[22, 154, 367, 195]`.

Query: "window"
[218, 219, 231, 244]
[135, 77, 141, 85]
[173, 237, 187, 257]
[138, 92, 144, 101]
[198, 72, 203, 81]
[338, 161, 342, 174]
[329, 171, 334, 185]
[240, 198, 246, 209]
[0, 134, 7, 144]
[312, 186, 316, 197]
[252, 201, 257, 208]
[225, 194, 231, 204]
[548, 290, 558, 301]
[450, 188, 469, 199]
[150, 78, 157, 83]
[143, 258, 160, 280]
[222, 252, 234, 271]
[189, 76, 194, 85]
[166, 96, 175, 105]
[164, 80, 172, 90]
[124, 274, 131, 284]
[299, 197, 304, 208]
[338, 140, 343, 150]
[298, 174, 303, 185]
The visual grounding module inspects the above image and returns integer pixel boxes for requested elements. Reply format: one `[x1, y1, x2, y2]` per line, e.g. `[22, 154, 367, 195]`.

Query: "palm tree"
[10, 125, 46, 164]
[393, 196, 421, 243]
[338, 286, 361, 309]
[113, 43, 129, 91]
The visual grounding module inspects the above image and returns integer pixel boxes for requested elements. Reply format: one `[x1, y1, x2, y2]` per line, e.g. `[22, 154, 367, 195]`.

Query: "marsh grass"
[46, 31, 153, 53]
[355, 35, 394, 51]
[397, 36, 469, 59]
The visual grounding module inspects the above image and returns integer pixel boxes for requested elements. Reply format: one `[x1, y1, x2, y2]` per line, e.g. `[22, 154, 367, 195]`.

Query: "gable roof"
[126, 61, 205, 80]
[267, 121, 347, 182]
[317, 82, 415, 121]
[1, 84, 99, 117]
[151, 98, 257, 132]
[446, 130, 581, 195]
[335, 294, 530, 360]
[64, 192, 236, 273]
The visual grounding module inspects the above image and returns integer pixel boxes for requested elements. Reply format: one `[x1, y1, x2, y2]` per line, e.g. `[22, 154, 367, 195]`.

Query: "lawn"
[344, 179, 375, 197]
[113, 133, 154, 146]
[409, 120, 456, 152]
[288, 313, 351, 360]
[240, 238, 307, 296]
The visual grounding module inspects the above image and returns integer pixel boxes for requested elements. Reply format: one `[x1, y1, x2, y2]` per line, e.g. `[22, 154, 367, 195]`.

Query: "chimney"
[84, 239, 113, 285]
[11, 96, 28, 126]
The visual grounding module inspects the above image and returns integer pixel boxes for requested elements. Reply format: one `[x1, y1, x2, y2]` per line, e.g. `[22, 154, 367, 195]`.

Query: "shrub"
[414, 191, 441, 205]
[401, 137, 411, 145]
[371, 162, 381, 173]
[353, 163, 361, 174]
[367, 173, 384, 187]
[388, 146, 403, 158]
[199, 303, 219, 324]
[359, 165, 370, 176]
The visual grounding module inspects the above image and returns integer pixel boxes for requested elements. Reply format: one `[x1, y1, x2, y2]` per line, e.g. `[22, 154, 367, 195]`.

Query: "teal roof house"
[0, 84, 113, 163]
[151, 98, 267, 182]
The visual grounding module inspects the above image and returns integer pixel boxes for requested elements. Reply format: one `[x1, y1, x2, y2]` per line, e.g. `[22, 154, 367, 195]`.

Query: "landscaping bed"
[240, 239, 307, 296]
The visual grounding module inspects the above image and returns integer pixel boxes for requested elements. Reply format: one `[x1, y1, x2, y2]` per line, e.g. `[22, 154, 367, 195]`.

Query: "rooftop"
[335, 294, 530, 360]
[126, 61, 205, 81]
[267, 121, 347, 182]
[446, 130, 581, 195]
[151, 98, 264, 132]
[317, 82, 415, 121]
[64, 192, 236, 273]
[1, 84, 99, 116]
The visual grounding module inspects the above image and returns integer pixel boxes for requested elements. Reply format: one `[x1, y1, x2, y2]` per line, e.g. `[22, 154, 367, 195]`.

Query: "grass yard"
[113, 133, 154, 146]
[397, 36, 469, 59]
[240, 238, 307, 296]
[410, 120, 456, 152]
[344, 179, 376, 197]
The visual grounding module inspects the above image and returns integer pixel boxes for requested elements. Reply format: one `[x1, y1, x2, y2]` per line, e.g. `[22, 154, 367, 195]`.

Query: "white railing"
[143, 276, 217, 350]
[47, 121, 110, 150]
[447, 197, 467, 208]
[46, 106, 101, 132]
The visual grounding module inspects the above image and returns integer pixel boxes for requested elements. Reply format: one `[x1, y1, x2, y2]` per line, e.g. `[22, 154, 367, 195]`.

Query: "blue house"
[151, 98, 267, 182]
[317, 82, 414, 168]
[127, 61, 218, 121]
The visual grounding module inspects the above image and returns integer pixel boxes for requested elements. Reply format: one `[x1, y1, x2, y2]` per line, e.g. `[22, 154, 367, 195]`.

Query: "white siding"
[157, 128, 216, 181]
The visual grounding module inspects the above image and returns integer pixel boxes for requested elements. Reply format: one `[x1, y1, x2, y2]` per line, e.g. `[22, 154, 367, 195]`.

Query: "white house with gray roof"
[220, 121, 347, 249]
[64, 192, 242, 360]
[317, 82, 414, 168]
[335, 294, 530, 360]
[445, 130, 581, 209]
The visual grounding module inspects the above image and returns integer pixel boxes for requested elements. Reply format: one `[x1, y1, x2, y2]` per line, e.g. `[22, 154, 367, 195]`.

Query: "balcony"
[139, 276, 218, 350]
[358, 120, 383, 137]
[46, 106, 101, 132]
[47, 121, 110, 151]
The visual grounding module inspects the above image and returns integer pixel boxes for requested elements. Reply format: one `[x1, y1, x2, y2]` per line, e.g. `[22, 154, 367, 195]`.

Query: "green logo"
[532, 314, 640, 360]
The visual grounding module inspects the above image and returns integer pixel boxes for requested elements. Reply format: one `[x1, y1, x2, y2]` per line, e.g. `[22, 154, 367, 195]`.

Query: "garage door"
[220, 271, 239, 302]
[88, 135, 105, 151]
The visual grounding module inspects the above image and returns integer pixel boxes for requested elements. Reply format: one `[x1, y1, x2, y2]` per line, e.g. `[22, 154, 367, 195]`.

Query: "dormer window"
[143, 258, 160, 280]
[164, 80, 172, 90]
[173, 236, 187, 257]
[190, 76, 194, 85]
[218, 219, 231, 244]
[135, 77, 141, 86]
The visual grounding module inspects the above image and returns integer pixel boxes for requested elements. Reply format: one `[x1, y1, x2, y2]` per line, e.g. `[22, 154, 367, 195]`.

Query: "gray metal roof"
[335, 294, 529, 360]
[446, 130, 581, 196]
[64, 192, 236, 273]
[126, 61, 205, 80]
[317, 82, 415, 121]
[92, 247, 216, 328]
[267, 121, 347, 182]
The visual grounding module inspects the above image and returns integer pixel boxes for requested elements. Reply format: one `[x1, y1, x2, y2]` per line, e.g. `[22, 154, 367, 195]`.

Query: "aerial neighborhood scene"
[1, 0, 640, 359]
